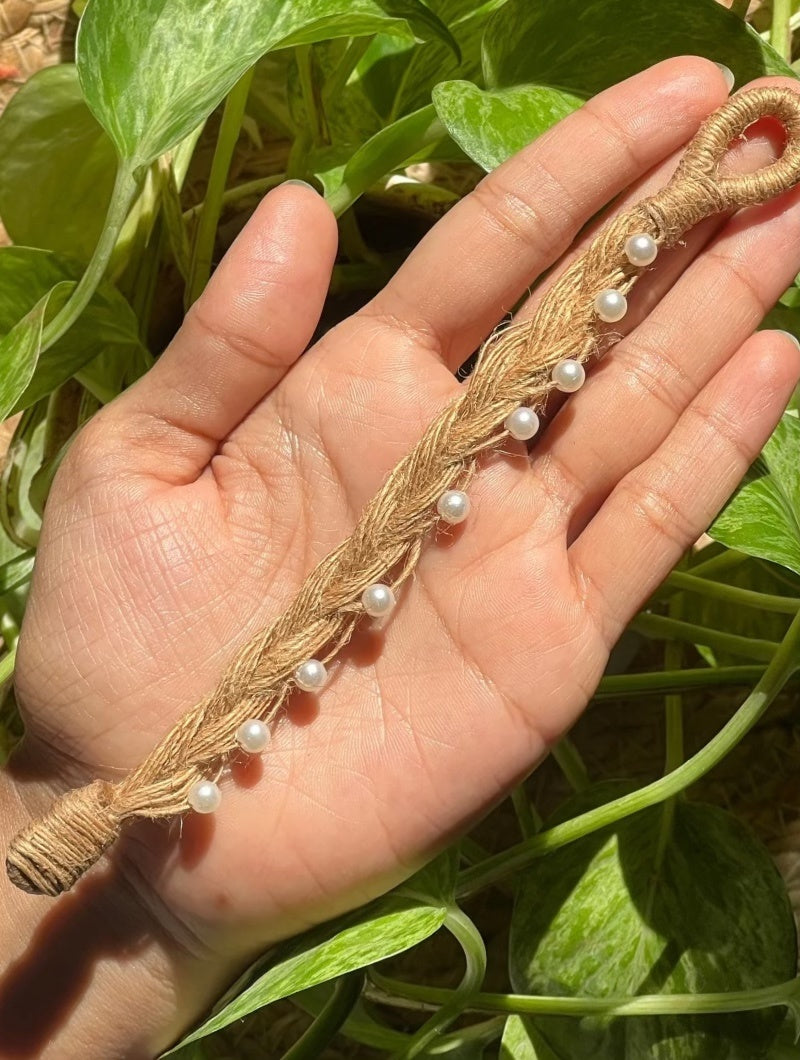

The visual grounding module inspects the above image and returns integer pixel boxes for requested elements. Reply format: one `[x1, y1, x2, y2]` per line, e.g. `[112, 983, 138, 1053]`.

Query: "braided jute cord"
[9, 87, 800, 897]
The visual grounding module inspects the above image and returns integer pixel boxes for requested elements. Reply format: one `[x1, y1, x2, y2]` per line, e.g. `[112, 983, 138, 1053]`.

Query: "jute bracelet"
[8, 85, 800, 898]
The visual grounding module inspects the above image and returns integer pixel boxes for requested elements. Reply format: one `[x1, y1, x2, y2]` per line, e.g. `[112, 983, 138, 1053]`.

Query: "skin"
[2, 56, 800, 1058]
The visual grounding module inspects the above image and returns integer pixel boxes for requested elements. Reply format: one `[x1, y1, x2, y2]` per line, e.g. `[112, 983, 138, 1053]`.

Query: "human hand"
[5, 57, 800, 1056]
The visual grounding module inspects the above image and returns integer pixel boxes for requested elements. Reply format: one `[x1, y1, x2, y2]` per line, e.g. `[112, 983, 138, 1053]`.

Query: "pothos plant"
[2, 0, 800, 1057]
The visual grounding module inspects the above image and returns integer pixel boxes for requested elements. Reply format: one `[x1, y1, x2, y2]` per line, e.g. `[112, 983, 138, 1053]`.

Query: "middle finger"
[530, 77, 800, 537]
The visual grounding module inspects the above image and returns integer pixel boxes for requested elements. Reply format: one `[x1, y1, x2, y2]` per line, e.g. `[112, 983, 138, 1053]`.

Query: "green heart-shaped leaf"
[710, 414, 800, 576]
[510, 784, 796, 1059]
[482, 0, 792, 94]
[165, 848, 458, 1055]
[76, 0, 451, 168]
[360, 0, 507, 122]
[0, 65, 117, 261]
[433, 81, 584, 171]
[323, 103, 448, 214]
[0, 248, 146, 412]
[0, 284, 73, 422]
[502, 1013, 560, 1059]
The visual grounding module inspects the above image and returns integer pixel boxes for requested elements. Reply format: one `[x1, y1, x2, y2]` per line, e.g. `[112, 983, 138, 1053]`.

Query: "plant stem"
[511, 784, 542, 839]
[281, 972, 364, 1060]
[630, 612, 779, 662]
[368, 974, 800, 1020]
[664, 569, 800, 613]
[297, 44, 328, 145]
[293, 990, 413, 1052]
[159, 158, 191, 282]
[652, 591, 684, 883]
[338, 208, 380, 264]
[39, 165, 138, 352]
[0, 645, 17, 686]
[663, 693, 684, 775]
[596, 665, 780, 697]
[0, 403, 47, 550]
[326, 109, 446, 218]
[730, 0, 750, 17]
[436, 1018, 506, 1050]
[130, 220, 166, 342]
[0, 617, 19, 652]
[393, 905, 486, 1059]
[330, 260, 401, 295]
[551, 738, 590, 791]
[286, 45, 325, 179]
[456, 610, 800, 898]
[461, 838, 514, 897]
[689, 548, 747, 578]
[663, 591, 684, 776]
[321, 36, 371, 110]
[186, 66, 255, 307]
[182, 174, 287, 221]
[772, 0, 794, 61]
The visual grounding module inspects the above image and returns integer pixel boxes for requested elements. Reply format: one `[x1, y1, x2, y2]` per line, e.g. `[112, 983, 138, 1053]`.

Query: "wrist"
[0, 758, 207, 1059]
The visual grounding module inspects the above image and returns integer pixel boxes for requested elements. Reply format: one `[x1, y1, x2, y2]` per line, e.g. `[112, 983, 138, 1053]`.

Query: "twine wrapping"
[8, 87, 800, 897]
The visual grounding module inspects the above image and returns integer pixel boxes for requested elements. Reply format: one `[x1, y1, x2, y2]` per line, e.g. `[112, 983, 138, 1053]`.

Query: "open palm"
[10, 58, 800, 1050]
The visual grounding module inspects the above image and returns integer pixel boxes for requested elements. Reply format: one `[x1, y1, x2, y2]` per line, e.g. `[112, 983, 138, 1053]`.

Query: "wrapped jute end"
[8, 87, 800, 897]
[6, 780, 119, 896]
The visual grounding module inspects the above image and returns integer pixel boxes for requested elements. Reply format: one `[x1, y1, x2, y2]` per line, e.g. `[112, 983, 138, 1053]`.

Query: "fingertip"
[281, 178, 321, 193]
[741, 328, 800, 404]
[600, 58, 729, 145]
[289, 179, 338, 262]
[646, 55, 731, 109]
[714, 62, 736, 94]
[257, 176, 338, 252]
[219, 177, 338, 313]
[767, 328, 800, 385]
[774, 328, 800, 352]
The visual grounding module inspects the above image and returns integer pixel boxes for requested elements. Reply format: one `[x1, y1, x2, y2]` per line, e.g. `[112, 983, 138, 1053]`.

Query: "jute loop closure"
[677, 86, 800, 208]
[646, 85, 800, 244]
[8, 86, 800, 898]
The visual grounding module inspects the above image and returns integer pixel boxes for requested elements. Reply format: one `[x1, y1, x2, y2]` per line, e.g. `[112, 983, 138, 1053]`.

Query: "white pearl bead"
[361, 583, 396, 618]
[436, 489, 470, 524]
[551, 359, 585, 393]
[235, 718, 271, 754]
[624, 233, 658, 268]
[504, 406, 540, 441]
[188, 779, 221, 814]
[594, 288, 628, 323]
[295, 658, 328, 692]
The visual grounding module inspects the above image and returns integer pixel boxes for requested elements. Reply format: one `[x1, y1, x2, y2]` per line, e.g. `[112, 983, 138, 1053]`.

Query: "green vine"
[186, 66, 256, 307]
[457, 609, 800, 898]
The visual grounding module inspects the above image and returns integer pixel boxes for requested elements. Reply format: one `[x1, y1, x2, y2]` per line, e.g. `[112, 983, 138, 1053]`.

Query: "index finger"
[360, 56, 731, 370]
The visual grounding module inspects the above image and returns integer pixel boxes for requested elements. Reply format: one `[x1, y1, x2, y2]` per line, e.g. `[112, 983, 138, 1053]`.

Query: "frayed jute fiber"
[9, 87, 800, 897]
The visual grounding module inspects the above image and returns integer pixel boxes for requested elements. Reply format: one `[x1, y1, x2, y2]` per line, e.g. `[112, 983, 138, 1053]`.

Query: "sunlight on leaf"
[0, 248, 146, 413]
[165, 848, 458, 1055]
[360, 0, 507, 121]
[501, 1014, 561, 1059]
[77, 0, 446, 168]
[710, 414, 800, 575]
[433, 81, 584, 171]
[0, 285, 73, 422]
[165, 899, 445, 1055]
[509, 783, 796, 1059]
[323, 103, 447, 214]
[0, 65, 117, 261]
[482, 0, 794, 93]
